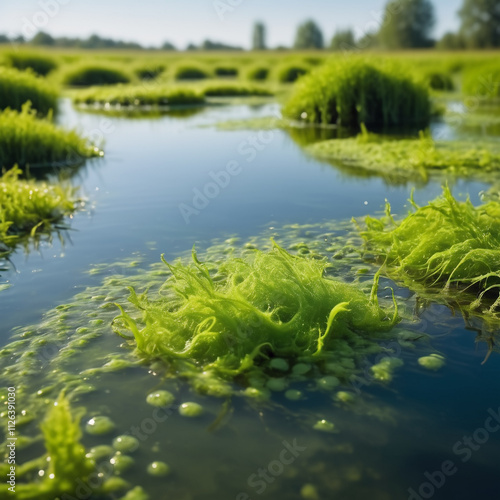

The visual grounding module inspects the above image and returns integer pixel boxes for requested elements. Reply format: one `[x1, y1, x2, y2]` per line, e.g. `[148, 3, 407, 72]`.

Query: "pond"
[1, 97, 500, 500]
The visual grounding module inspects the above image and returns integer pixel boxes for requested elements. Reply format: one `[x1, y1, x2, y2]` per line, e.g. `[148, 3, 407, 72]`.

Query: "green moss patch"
[0, 104, 102, 168]
[359, 188, 500, 321]
[283, 59, 431, 129]
[0, 67, 58, 115]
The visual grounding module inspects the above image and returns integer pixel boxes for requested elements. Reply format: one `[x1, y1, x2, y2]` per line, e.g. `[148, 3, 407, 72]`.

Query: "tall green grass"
[276, 63, 309, 83]
[173, 64, 211, 80]
[283, 59, 431, 128]
[0, 104, 102, 168]
[0, 67, 58, 115]
[4, 51, 57, 76]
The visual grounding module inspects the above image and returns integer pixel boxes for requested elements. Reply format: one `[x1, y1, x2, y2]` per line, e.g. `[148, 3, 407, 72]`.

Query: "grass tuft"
[0, 103, 102, 169]
[4, 51, 57, 76]
[0, 67, 58, 115]
[283, 59, 431, 129]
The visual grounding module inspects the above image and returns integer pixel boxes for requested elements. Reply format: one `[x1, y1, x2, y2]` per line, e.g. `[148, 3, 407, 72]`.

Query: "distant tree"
[252, 21, 266, 50]
[437, 31, 466, 50]
[330, 29, 356, 51]
[30, 31, 55, 46]
[378, 0, 435, 49]
[201, 40, 243, 51]
[459, 0, 500, 48]
[294, 20, 324, 49]
[358, 31, 378, 49]
[0, 34, 9, 44]
[186, 43, 198, 51]
[161, 41, 176, 51]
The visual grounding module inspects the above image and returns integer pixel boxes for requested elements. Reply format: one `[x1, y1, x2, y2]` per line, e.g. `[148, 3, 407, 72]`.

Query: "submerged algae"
[360, 188, 500, 323]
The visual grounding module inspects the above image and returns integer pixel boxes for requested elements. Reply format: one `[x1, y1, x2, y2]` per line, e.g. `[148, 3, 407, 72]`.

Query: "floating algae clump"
[0, 103, 102, 169]
[283, 59, 430, 129]
[307, 128, 500, 184]
[0, 392, 94, 499]
[113, 243, 398, 386]
[360, 188, 500, 319]
[0, 166, 77, 254]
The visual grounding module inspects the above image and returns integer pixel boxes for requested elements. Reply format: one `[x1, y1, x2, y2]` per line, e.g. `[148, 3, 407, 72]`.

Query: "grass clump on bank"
[0, 166, 77, 252]
[0, 67, 58, 115]
[4, 51, 57, 76]
[214, 66, 238, 77]
[283, 59, 431, 129]
[63, 65, 131, 86]
[113, 243, 398, 384]
[0, 104, 102, 169]
[73, 84, 206, 107]
[307, 128, 500, 183]
[425, 71, 455, 91]
[133, 64, 165, 80]
[360, 188, 500, 319]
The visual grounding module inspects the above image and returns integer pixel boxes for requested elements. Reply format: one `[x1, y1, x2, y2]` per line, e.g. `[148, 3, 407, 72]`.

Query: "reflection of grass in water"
[359, 187, 500, 328]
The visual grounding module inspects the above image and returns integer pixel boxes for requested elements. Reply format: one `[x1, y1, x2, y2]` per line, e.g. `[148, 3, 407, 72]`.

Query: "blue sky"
[1, 0, 463, 48]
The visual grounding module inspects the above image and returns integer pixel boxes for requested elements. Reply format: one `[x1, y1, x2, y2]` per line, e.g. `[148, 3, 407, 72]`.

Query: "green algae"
[418, 354, 446, 371]
[145, 390, 175, 407]
[307, 128, 500, 184]
[283, 59, 431, 129]
[360, 188, 500, 324]
[313, 419, 336, 433]
[85, 415, 116, 435]
[147, 461, 170, 477]
[178, 402, 204, 417]
[113, 243, 398, 384]
[0, 392, 94, 500]
[0, 103, 103, 169]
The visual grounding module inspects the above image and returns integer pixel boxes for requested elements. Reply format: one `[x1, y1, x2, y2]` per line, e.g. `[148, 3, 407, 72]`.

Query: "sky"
[1, 0, 463, 49]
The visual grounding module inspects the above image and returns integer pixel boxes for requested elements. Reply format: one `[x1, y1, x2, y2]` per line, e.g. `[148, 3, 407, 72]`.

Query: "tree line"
[0, 0, 498, 51]
[254, 0, 500, 51]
